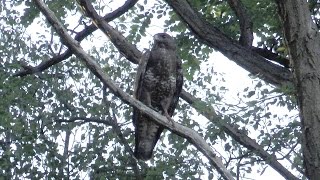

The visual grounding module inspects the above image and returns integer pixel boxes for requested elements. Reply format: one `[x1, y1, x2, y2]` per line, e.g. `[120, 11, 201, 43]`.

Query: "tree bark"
[276, 0, 320, 179]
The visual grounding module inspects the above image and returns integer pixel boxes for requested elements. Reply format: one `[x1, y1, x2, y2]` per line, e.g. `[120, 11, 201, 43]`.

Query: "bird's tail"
[134, 117, 163, 160]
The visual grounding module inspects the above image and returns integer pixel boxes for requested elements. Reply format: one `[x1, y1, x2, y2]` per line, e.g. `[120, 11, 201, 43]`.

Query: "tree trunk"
[276, 0, 320, 179]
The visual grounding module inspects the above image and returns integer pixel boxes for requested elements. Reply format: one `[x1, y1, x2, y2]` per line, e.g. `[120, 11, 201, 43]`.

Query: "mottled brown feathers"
[133, 33, 183, 160]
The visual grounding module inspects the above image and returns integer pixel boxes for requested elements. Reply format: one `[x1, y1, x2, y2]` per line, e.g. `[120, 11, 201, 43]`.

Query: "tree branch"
[226, 0, 253, 47]
[33, 0, 234, 179]
[56, 117, 114, 126]
[13, 0, 138, 77]
[165, 0, 293, 87]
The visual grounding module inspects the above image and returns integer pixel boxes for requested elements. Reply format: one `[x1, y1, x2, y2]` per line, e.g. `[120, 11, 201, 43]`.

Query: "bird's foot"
[164, 113, 175, 128]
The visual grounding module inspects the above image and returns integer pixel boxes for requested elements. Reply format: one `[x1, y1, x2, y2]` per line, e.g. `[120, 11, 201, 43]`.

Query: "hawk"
[133, 33, 183, 160]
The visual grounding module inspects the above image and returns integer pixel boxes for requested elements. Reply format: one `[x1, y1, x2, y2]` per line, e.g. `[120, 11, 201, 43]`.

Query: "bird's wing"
[133, 50, 150, 100]
[168, 56, 183, 116]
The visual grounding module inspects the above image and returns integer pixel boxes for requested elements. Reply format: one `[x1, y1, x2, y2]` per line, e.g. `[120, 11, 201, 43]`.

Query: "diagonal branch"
[227, 0, 253, 47]
[33, 0, 235, 179]
[165, 0, 293, 87]
[13, 0, 138, 77]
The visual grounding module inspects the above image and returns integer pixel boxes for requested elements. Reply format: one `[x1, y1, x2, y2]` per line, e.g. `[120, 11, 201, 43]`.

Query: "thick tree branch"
[165, 0, 293, 87]
[33, 0, 234, 179]
[227, 0, 253, 47]
[13, 0, 138, 77]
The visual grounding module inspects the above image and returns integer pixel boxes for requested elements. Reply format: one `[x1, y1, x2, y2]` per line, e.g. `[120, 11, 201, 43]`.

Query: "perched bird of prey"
[133, 33, 183, 160]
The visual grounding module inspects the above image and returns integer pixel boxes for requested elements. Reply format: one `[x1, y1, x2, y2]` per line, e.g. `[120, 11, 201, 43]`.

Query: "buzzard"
[133, 33, 183, 160]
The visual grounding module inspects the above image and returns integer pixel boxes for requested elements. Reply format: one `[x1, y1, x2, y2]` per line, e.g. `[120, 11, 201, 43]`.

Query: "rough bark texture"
[276, 0, 320, 179]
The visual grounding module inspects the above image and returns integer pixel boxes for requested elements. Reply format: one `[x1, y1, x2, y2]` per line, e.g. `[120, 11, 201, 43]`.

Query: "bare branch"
[13, 0, 138, 77]
[33, 0, 234, 179]
[59, 127, 71, 179]
[165, 0, 293, 87]
[181, 90, 300, 180]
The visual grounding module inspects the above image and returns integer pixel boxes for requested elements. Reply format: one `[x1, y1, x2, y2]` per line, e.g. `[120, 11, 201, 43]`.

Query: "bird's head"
[153, 33, 176, 50]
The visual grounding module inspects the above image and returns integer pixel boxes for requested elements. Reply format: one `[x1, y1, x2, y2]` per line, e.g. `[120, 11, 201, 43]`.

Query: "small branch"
[102, 87, 142, 179]
[225, 0, 290, 68]
[33, 0, 234, 179]
[57, 114, 142, 179]
[13, 0, 138, 77]
[59, 127, 71, 179]
[227, 0, 253, 47]
[56, 117, 114, 126]
[109, 114, 142, 179]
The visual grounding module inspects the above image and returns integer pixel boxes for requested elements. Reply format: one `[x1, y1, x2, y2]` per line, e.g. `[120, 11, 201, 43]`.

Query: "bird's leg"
[144, 91, 159, 112]
[145, 91, 152, 107]
[160, 98, 175, 127]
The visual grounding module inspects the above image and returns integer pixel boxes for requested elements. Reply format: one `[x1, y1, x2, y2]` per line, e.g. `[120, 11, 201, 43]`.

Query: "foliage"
[0, 0, 307, 179]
